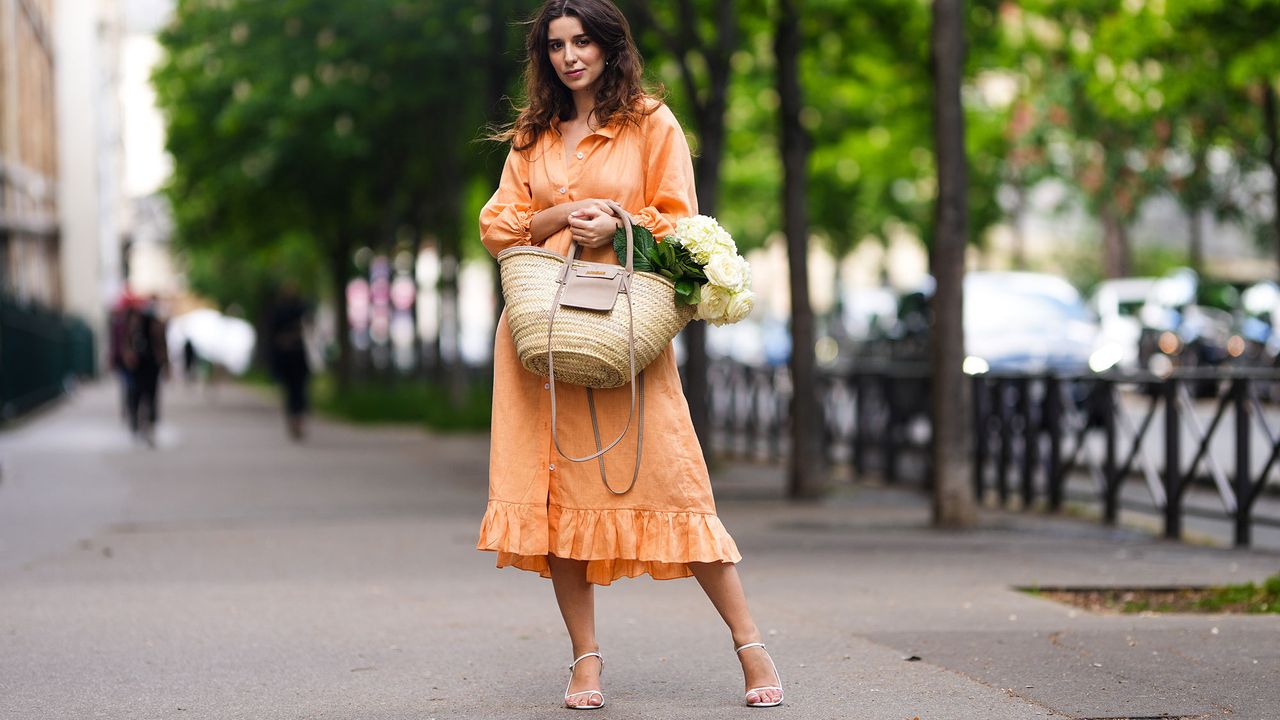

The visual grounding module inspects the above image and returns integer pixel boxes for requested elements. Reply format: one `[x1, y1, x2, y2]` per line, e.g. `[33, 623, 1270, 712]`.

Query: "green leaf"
[643, 247, 663, 269]
[673, 279, 701, 306]
[614, 224, 657, 272]
[655, 239, 675, 267]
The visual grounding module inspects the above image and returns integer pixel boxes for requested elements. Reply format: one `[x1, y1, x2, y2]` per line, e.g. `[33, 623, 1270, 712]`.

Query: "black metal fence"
[0, 295, 96, 421]
[707, 359, 1280, 548]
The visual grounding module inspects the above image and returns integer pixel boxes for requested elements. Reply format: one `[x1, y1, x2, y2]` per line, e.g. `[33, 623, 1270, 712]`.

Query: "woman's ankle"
[571, 644, 601, 659]
[731, 627, 763, 649]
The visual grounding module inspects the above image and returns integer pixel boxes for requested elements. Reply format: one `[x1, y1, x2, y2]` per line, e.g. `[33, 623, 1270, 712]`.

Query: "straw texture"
[497, 246, 696, 389]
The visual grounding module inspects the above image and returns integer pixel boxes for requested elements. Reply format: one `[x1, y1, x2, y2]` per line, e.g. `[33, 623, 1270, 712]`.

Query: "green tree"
[625, 0, 747, 457]
[1091, 0, 1280, 270]
[154, 0, 492, 389]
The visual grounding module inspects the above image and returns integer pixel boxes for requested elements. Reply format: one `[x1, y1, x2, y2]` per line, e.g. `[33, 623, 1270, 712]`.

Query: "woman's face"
[547, 16, 605, 95]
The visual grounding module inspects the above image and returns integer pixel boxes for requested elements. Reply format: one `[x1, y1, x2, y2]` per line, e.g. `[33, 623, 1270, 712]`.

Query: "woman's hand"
[567, 204, 621, 248]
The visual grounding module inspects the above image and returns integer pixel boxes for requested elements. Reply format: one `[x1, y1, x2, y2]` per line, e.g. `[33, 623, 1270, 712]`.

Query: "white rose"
[723, 289, 755, 325]
[675, 215, 736, 265]
[704, 253, 750, 293]
[696, 283, 732, 324]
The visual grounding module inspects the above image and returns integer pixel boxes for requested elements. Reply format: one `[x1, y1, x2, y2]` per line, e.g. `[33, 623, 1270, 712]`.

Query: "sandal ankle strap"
[570, 651, 604, 671]
[734, 642, 766, 654]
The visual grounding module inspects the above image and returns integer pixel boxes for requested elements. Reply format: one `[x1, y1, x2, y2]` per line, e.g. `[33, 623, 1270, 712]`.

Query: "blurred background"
[2, 0, 1280, 544]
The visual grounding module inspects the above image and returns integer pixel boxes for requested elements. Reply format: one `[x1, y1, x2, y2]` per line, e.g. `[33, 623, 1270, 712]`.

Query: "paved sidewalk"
[0, 381, 1276, 720]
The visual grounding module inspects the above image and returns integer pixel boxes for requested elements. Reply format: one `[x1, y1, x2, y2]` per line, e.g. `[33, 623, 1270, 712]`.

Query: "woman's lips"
[565, 69, 585, 79]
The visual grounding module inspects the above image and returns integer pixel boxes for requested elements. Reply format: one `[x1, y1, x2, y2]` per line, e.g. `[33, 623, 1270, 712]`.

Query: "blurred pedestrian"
[107, 289, 138, 423]
[122, 295, 169, 446]
[476, 0, 781, 710]
[182, 339, 199, 384]
[268, 282, 311, 441]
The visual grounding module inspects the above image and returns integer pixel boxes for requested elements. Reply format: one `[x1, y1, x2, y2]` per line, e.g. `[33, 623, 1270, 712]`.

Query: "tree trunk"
[429, 148, 468, 408]
[1264, 80, 1280, 274]
[1100, 206, 1130, 278]
[1188, 204, 1204, 273]
[329, 240, 353, 391]
[630, 0, 738, 458]
[438, 243, 465, 408]
[929, 0, 976, 528]
[1010, 184, 1027, 270]
[683, 6, 735, 457]
[485, 0, 515, 368]
[775, 0, 824, 499]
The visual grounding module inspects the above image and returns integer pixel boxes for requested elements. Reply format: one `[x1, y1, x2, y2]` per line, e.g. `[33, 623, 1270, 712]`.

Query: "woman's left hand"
[567, 206, 621, 248]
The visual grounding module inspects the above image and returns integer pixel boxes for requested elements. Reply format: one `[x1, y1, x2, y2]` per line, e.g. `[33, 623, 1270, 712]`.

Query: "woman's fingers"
[567, 208, 616, 248]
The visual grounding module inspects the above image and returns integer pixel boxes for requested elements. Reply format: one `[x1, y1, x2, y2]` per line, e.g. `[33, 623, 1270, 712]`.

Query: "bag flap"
[560, 270, 624, 311]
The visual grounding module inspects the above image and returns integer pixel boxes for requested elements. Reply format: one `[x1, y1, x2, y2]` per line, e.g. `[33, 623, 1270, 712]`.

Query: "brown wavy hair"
[494, 0, 661, 152]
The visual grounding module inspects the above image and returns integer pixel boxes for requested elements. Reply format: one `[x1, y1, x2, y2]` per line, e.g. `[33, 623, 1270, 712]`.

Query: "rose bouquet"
[613, 215, 755, 326]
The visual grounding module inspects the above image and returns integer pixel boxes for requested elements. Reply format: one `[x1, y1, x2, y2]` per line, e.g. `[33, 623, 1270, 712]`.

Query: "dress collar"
[550, 114, 618, 139]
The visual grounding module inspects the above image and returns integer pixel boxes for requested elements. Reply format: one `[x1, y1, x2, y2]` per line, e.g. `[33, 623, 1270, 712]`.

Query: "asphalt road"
[1, 380, 1277, 719]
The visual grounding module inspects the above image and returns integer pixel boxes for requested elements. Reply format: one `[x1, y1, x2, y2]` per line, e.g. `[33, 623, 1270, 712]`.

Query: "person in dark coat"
[108, 290, 138, 423]
[122, 295, 169, 446]
[268, 283, 312, 441]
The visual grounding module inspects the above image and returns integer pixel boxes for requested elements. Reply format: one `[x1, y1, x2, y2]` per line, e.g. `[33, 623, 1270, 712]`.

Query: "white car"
[963, 272, 1114, 374]
[1088, 277, 1158, 372]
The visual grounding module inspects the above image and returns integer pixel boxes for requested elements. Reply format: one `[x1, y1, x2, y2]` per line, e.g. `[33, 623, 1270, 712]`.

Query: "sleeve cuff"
[632, 207, 674, 240]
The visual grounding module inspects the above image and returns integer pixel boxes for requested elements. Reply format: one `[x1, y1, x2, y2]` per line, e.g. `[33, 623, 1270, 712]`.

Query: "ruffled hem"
[476, 499, 742, 586]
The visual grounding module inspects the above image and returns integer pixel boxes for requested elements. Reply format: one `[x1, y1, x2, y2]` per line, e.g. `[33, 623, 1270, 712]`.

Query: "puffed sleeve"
[632, 104, 699, 239]
[479, 146, 535, 257]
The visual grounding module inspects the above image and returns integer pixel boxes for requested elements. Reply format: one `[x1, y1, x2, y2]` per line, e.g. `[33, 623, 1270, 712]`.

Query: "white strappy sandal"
[735, 642, 784, 708]
[563, 651, 605, 710]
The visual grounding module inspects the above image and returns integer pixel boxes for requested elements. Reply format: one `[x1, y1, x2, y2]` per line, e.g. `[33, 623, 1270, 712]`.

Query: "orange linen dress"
[475, 101, 742, 586]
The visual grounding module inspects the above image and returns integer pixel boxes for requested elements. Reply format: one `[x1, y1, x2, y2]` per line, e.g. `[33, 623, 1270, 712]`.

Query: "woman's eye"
[549, 41, 562, 51]
[576, 38, 591, 46]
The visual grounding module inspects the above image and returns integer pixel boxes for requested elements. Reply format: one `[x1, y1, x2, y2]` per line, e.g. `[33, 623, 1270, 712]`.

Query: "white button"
[576, 151, 584, 160]
[544, 383, 550, 390]
[558, 186, 567, 194]
[549, 463, 556, 471]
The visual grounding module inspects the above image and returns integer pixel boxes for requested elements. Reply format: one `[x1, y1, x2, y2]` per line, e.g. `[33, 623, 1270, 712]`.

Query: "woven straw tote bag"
[496, 201, 696, 494]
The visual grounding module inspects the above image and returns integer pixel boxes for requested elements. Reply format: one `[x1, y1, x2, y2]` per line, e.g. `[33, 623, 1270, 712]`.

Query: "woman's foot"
[735, 642, 783, 707]
[564, 652, 604, 709]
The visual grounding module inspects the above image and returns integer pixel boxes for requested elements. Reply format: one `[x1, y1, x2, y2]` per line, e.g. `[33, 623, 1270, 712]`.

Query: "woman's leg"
[689, 561, 783, 705]
[547, 554, 604, 707]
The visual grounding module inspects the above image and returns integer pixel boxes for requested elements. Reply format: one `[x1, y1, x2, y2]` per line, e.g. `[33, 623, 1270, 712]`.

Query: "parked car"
[1136, 268, 1236, 380]
[867, 272, 1113, 375]
[963, 272, 1110, 374]
[1089, 277, 1158, 372]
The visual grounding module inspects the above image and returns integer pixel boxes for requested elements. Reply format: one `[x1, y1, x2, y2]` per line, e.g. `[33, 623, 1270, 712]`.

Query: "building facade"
[56, 0, 127, 344]
[0, 0, 60, 306]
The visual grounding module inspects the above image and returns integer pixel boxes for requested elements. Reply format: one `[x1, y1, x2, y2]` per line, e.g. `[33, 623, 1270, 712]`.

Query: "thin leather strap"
[734, 643, 783, 700]
[587, 373, 644, 495]
[547, 253, 636, 463]
[570, 651, 604, 670]
[546, 201, 644, 493]
[564, 652, 605, 707]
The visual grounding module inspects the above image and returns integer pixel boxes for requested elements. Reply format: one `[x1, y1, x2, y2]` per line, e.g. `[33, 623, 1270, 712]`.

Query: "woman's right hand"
[568, 202, 622, 248]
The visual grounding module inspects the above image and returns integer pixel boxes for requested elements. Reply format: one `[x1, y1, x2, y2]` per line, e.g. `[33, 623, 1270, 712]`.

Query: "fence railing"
[706, 359, 1280, 548]
[0, 295, 95, 421]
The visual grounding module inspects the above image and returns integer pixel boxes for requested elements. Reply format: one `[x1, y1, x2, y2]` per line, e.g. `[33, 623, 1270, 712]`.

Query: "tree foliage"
[154, 0, 499, 380]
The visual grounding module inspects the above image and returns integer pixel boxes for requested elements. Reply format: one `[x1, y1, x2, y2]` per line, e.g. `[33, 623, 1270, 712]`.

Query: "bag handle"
[546, 200, 643, 495]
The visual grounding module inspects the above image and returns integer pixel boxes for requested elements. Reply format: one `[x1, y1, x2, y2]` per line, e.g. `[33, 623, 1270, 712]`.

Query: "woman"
[477, 0, 783, 709]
